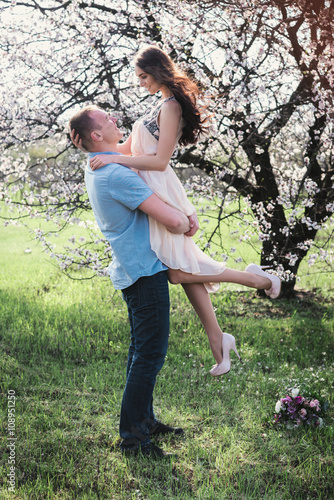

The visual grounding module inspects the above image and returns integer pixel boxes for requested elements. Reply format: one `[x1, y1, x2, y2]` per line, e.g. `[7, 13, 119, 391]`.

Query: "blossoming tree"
[0, 0, 333, 296]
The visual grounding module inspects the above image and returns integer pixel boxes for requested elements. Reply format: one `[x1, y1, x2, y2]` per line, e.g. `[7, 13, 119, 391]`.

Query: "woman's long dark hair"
[134, 46, 208, 146]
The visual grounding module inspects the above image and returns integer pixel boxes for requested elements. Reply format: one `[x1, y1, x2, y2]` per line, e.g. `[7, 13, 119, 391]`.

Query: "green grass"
[0, 221, 333, 499]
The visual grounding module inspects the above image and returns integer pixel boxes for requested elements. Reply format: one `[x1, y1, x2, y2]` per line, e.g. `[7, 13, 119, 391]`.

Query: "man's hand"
[70, 129, 88, 153]
[184, 212, 199, 237]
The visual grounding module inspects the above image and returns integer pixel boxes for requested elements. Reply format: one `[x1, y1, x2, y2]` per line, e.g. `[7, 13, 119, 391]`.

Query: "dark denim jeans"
[120, 271, 170, 445]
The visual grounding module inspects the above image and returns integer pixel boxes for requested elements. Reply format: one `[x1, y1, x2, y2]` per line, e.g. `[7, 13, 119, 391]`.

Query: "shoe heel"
[234, 349, 243, 364]
[231, 340, 242, 363]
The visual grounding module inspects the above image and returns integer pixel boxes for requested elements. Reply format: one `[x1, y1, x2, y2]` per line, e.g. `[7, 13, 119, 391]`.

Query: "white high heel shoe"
[210, 333, 242, 377]
[245, 263, 281, 299]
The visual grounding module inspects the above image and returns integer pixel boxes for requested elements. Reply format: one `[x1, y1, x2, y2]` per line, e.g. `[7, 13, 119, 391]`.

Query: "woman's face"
[135, 66, 161, 95]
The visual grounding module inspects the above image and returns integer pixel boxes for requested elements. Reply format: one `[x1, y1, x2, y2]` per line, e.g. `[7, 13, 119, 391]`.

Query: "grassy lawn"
[0, 220, 333, 499]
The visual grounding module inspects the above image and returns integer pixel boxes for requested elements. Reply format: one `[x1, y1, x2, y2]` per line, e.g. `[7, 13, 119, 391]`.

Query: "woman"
[74, 46, 281, 376]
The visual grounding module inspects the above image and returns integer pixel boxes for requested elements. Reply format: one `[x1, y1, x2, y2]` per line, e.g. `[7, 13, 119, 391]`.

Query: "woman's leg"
[182, 282, 224, 364]
[169, 267, 272, 289]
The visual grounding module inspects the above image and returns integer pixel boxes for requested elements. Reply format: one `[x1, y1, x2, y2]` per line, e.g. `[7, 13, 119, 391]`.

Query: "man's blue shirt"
[85, 152, 167, 289]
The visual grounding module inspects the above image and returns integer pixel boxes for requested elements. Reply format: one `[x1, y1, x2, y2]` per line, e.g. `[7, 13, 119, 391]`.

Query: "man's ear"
[91, 130, 103, 142]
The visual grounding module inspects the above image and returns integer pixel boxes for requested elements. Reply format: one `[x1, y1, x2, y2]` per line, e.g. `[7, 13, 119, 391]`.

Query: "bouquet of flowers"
[274, 388, 327, 429]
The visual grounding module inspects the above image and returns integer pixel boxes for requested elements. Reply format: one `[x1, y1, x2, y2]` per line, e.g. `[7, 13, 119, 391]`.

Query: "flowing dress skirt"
[131, 120, 226, 292]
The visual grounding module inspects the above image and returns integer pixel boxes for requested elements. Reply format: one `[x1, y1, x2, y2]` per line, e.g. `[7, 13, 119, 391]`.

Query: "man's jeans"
[120, 271, 170, 444]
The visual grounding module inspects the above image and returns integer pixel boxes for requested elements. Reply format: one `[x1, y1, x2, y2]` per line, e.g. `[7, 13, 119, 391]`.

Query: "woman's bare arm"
[90, 99, 182, 171]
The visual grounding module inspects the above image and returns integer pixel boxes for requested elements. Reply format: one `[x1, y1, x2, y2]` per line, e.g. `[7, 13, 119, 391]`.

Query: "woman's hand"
[70, 129, 88, 153]
[90, 154, 109, 171]
[90, 154, 126, 171]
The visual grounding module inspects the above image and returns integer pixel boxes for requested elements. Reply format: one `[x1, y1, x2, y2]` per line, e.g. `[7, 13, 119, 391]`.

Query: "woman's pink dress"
[130, 97, 226, 292]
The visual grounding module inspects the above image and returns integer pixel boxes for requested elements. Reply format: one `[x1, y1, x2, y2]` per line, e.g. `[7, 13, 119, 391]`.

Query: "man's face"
[89, 109, 123, 144]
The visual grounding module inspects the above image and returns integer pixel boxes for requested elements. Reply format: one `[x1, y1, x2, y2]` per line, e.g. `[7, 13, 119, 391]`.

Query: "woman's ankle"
[208, 333, 223, 364]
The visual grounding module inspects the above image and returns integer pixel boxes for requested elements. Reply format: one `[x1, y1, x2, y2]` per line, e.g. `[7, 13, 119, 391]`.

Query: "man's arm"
[139, 193, 191, 234]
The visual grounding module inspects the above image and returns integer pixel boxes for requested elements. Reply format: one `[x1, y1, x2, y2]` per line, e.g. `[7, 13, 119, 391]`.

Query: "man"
[69, 105, 198, 458]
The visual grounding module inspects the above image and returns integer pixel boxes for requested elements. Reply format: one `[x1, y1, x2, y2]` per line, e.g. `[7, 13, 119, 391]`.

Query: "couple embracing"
[69, 46, 281, 459]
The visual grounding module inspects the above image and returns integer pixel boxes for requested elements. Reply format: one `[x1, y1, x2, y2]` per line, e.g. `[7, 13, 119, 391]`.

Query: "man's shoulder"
[85, 162, 130, 177]
[86, 163, 149, 191]
[104, 163, 141, 181]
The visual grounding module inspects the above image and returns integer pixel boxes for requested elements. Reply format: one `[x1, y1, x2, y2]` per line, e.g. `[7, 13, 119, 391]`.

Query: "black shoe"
[120, 440, 169, 459]
[149, 420, 184, 437]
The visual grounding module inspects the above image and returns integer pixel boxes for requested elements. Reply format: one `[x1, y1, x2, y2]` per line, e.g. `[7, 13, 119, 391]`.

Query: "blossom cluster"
[274, 388, 327, 429]
[1, 0, 333, 283]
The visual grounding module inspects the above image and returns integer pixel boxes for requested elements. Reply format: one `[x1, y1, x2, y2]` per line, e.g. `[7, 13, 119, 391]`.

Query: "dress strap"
[164, 96, 176, 103]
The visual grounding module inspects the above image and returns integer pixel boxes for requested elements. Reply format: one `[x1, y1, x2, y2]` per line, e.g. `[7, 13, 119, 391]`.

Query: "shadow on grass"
[0, 287, 333, 499]
[0, 285, 129, 365]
